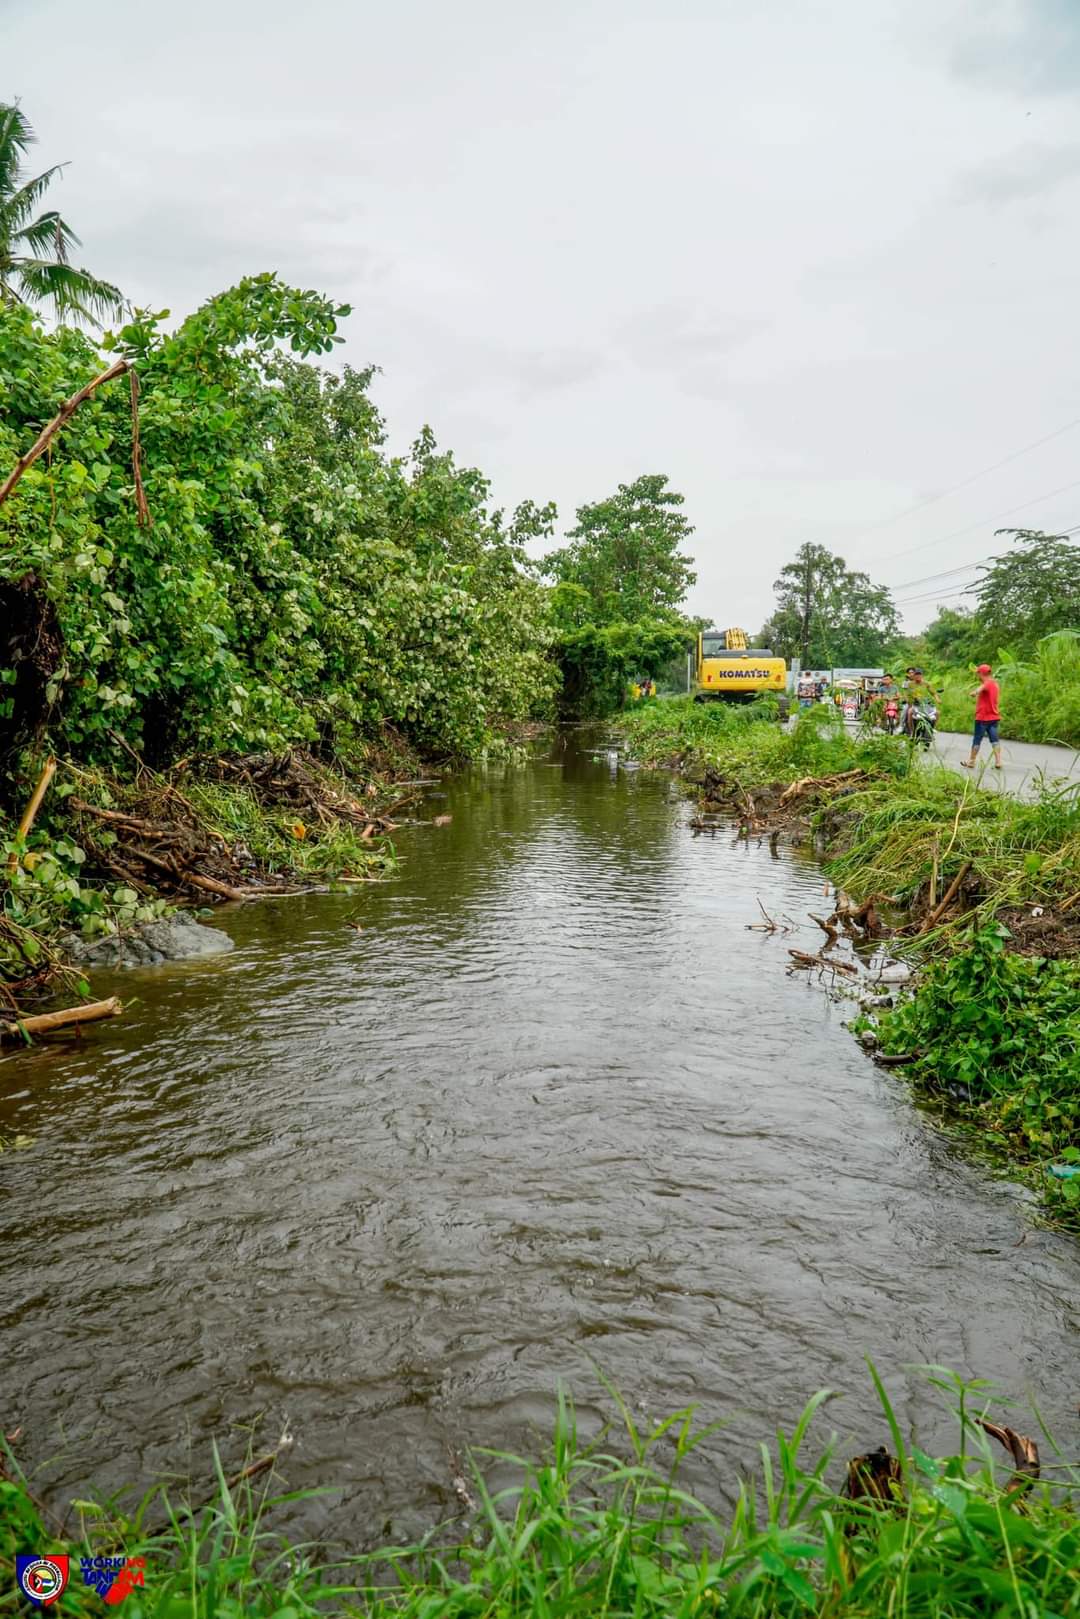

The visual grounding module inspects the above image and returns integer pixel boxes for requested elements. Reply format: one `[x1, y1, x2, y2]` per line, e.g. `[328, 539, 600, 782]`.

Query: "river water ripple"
[1, 734, 1078, 1536]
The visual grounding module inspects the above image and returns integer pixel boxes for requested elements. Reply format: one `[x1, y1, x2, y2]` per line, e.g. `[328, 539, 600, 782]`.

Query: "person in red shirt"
[962, 663, 1002, 769]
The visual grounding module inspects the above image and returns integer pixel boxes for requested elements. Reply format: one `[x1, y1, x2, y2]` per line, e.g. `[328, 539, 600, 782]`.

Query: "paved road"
[928, 728, 1080, 798]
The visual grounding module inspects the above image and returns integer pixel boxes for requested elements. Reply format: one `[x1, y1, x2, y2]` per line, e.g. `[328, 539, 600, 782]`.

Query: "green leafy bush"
[878, 927, 1080, 1171]
[0, 280, 555, 775]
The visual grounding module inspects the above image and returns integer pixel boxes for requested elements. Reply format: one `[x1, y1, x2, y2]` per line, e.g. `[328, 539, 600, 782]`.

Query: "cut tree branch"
[0, 359, 130, 508]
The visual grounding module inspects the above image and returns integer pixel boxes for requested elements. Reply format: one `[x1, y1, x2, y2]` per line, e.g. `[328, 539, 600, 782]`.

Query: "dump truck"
[692, 626, 788, 713]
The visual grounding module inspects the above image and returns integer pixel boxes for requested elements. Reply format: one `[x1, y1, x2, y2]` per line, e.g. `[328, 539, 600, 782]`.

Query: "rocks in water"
[62, 911, 234, 968]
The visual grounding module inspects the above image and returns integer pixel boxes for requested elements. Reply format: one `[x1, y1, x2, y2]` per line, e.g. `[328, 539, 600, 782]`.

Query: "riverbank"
[619, 699, 1080, 1230]
[0, 741, 421, 1026]
[3, 1372, 1076, 1618]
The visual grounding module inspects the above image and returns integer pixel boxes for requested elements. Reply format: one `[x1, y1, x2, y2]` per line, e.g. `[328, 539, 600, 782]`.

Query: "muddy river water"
[2, 733, 1078, 1538]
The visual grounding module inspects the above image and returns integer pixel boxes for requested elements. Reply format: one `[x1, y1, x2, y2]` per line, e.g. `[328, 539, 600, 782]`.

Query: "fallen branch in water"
[128, 848, 250, 903]
[788, 948, 858, 975]
[0, 997, 122, 1042]
[810, 912, 839, 946]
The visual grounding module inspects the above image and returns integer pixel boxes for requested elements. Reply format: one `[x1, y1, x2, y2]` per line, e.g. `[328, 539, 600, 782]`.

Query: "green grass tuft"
[4, 1373, 1079, 1616]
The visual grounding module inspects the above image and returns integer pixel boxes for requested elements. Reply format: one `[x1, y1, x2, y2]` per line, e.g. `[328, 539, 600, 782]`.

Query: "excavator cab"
[693, 626, 788, 713]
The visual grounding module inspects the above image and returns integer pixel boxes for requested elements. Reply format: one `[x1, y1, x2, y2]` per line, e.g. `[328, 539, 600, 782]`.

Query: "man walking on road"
[962, 663, 1002, 770]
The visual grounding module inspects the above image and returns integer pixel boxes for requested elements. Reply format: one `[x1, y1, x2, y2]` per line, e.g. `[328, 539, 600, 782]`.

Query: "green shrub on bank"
[0, 281, 555, 778]
[4, 1374, 1079, 1617]
[877, 927, 1080, 1187]
[619, 698, 906, 786]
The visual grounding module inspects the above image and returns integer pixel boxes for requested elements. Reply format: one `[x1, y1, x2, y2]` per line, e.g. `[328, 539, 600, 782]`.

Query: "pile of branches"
[201, 749, 416, 834]
[69, 791, 277, 904]
[698, 766, 882, 835]
[67, 748, 415, 905]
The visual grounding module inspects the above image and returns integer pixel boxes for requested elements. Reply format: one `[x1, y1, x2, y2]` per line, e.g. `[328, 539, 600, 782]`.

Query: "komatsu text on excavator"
[692, 626, 788, 712]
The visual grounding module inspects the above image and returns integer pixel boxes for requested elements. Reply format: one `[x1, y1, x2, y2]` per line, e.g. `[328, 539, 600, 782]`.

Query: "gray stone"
[62, 911, 234, 968]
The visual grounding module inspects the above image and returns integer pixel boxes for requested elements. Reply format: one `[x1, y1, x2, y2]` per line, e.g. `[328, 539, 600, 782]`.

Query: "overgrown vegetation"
[541, 476, 695, 717]
[619, 697, 904, 787]
[875, 930, 1080, 1220]
[3, 1372, 1077, 1617]
[933, 629, 1080, 747]
[0, 283, 555, 771]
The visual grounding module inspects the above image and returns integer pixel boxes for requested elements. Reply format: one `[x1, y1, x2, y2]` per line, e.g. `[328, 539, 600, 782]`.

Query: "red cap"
[977, 663, 992, 674]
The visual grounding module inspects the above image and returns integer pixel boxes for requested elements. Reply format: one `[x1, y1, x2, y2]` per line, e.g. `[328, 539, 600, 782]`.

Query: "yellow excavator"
[692, 626, 789, 713]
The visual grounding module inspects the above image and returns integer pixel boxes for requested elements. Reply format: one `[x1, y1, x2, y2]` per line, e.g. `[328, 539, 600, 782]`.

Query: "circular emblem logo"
[19, 1558, 67, 1605]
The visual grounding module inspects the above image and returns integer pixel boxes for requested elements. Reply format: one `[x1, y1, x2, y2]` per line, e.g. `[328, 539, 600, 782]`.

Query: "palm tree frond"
[0, 101, 125, 326]
[1, 164, 71, 233]
[12, 209, 81, 262]
[0, 103, 35, 197]
[12, 256, 127, 324]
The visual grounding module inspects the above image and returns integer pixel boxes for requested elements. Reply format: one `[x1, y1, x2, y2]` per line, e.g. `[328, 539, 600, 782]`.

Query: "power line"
[886, 477, 1080, 564]
[887, 519, 1080, 595]
[888, 561, 982, 592]
[893, 587, 976, 608]
[853, 413, 1080, 544]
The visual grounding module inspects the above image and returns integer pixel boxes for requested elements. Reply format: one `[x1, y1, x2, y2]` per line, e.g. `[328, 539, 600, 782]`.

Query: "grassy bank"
[619, 700, 1080, 1227]
[3, 1375, 1077, 1617]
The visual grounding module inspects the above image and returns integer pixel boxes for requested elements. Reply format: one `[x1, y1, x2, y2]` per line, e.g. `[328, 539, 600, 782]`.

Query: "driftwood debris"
[810, 912, 839, 946]
[843, 1422, 1039, 1512]
[788, 948, 858, 976]
[844, 1446, 903, 1504]
[1, 997, 122, 1042]
[69, 799, 250, 903]
[779, 767, 867, 806]
[920, 861, 973, 934]
[979, 1420, 1040, 1496]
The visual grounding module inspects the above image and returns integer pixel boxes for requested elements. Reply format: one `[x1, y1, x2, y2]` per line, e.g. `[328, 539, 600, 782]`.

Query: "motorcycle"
[910, 700, 938, 750]
[883, 698, 899, 734]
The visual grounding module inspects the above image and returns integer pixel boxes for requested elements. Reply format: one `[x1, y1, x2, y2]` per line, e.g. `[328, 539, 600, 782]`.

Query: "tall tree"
[919, 605, 980, 665]
[542, 473, 696, 624]
[971, 529, 1080, 653]
[0, 102, 124, 324]
[760, 542, 899, 667]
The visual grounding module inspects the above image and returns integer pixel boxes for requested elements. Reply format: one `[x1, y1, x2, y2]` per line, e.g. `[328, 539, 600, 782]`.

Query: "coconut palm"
[0, 101, 125, 324]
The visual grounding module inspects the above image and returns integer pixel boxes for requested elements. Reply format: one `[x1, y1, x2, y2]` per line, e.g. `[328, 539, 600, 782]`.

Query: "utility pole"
[799, 548, 813, 667]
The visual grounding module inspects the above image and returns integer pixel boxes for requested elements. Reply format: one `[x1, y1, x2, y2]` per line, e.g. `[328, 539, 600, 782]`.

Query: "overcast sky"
[6, 0, 1080, 631]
